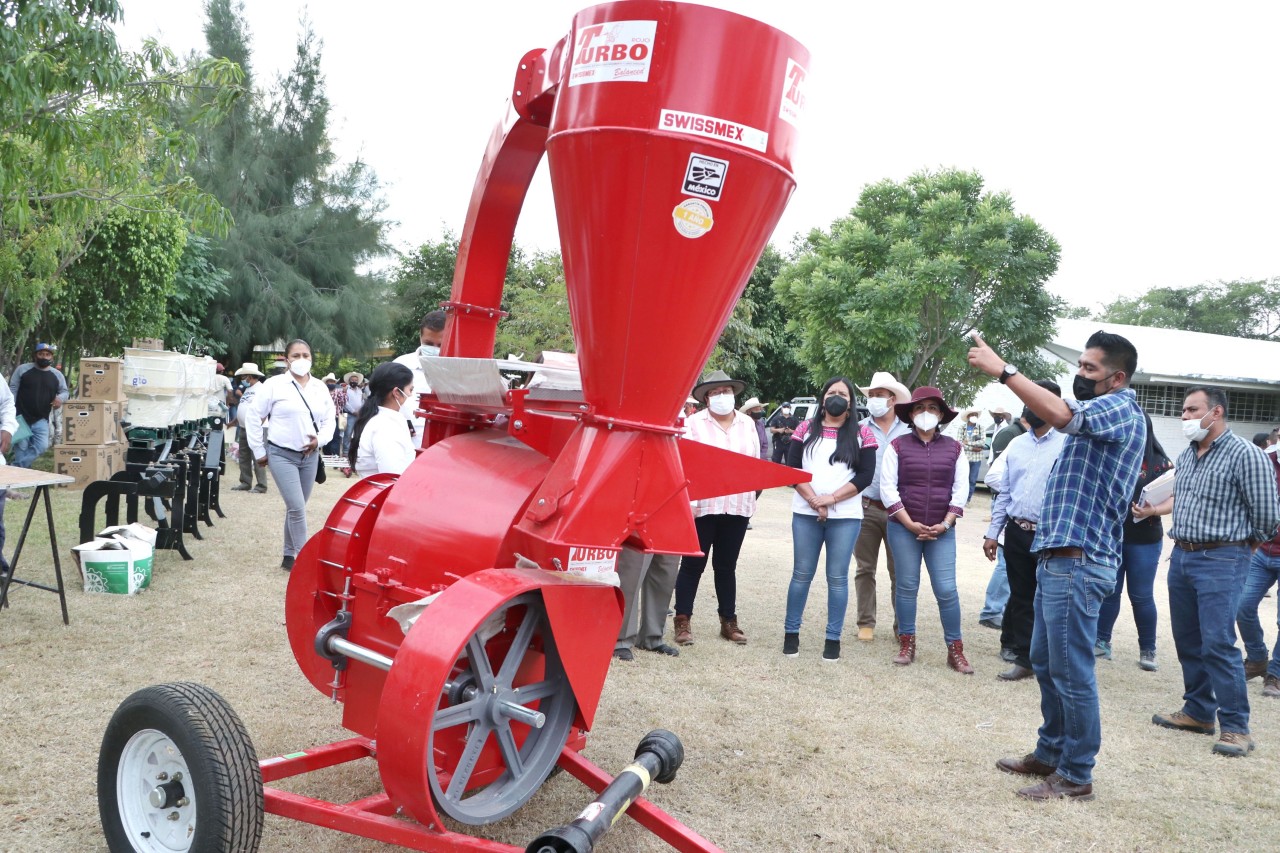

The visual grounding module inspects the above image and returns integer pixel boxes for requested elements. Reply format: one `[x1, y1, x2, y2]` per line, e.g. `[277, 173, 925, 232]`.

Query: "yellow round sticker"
[672, 199, 714, 238]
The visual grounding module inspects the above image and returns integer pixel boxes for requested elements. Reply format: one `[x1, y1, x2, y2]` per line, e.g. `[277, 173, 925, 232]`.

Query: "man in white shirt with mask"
[393, 310, 446, 448]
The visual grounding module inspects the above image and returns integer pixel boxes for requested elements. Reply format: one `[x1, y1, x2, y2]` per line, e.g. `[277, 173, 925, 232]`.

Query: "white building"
[965, 318, 1280, 453]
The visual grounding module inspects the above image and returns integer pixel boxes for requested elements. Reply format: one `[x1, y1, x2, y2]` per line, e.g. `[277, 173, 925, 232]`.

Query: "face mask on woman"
[707, 393, 735, 416]
[290, 358, 312, 377]
[913, 412, 940, 432]
[398, 387, 416, 417]
[823, 395, 849, 417]
[866, 397, 891, 418]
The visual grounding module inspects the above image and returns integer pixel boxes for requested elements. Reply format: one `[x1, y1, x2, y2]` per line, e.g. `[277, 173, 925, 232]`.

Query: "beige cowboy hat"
[320, 373, 337, 382]
[738, 396, 765, 414]
[343, 371, 365, 384]
[690, 369, 745, 405]
[857, 371, 911, 404]
[233, 362, 264, 378]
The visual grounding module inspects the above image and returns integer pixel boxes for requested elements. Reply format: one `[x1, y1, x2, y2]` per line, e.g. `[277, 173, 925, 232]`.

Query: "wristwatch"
[999, 364, 1019, 384]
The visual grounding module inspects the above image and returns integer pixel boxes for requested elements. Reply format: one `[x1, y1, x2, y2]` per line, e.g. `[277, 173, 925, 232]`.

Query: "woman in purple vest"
[878, 386, 973, 673]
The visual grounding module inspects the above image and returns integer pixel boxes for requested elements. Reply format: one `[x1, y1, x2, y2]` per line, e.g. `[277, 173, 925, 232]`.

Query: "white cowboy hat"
[738, 396, 764, 414]
[233, 362, 264, 377]
[857, 371, 911, 404]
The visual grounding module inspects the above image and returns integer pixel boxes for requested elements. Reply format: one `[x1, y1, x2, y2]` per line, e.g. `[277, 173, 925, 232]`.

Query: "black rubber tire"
[98, 682, 264, 853]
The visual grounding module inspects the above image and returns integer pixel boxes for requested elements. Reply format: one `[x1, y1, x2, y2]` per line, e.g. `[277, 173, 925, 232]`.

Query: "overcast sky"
[115, 1, 1280, 311]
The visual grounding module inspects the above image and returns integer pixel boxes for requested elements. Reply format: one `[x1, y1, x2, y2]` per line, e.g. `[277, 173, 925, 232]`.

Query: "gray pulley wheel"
[429, 592, 576, 824]
[98, 682, 264, 853]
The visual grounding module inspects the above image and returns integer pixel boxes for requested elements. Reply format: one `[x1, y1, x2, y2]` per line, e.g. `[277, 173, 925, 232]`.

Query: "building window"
[1133, 383, 1280, 423]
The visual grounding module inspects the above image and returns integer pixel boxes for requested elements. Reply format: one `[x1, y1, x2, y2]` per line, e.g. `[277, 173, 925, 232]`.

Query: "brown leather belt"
[1010, 517, 1036, 532]
[1173, 540, 1247, 552]
[1042, 546, 1083, 559]
[863, 498, 887, 512]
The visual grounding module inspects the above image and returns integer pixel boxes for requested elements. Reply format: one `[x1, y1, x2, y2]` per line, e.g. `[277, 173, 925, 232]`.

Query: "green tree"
[45, 208, 187, 358]
[0, 0, 240, 368]
[164, 233, 230, 354]
[192, 1, 389, 363]
[775, 168, 1062, 401]
[389, 232, 460, 354]
[1097, 278, 1280, 340]
[707, 244, 806, 404]
[495, 249, 572, 358]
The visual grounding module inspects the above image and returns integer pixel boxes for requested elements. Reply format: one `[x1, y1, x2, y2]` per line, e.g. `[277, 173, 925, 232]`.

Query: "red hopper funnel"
[548, 1, 807, 423]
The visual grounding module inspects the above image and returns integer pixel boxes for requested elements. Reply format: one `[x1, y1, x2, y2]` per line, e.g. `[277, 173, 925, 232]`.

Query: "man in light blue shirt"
[988, 381, 1070, 681]
[982, 381, 1066, 683]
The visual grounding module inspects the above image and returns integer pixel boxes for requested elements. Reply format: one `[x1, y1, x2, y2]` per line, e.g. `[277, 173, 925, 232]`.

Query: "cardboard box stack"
[54, 356, 127, 489]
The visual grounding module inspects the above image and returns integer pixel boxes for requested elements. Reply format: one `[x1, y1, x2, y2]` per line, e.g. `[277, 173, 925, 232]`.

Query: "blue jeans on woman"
[784, 514, 861, 641]
[885, 522, 961, 641]
[1237, 548, 1280, 681]
[1095, 539, 1162, 652]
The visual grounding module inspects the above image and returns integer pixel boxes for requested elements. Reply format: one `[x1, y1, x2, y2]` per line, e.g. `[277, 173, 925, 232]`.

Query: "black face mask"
[35, 357, 52, 367]
[752, 410, 765, 420]
[1073, 371, 1115, 401]
[1022, 406, 1046, 430]
[823, 396, 850, 417]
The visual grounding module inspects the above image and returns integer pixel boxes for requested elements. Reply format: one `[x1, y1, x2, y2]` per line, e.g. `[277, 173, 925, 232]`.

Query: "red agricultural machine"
[97, 2, 809, 851]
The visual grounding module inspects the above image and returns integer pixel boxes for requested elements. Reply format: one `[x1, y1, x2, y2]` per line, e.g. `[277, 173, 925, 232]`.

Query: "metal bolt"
[176, 797, 189, 808]
[513, 419, 523, 430]
[156, 772, 168, 781]
[167, 812, 180, 821]
[537, 499, 546, 506]
[172, 773, 182, 781]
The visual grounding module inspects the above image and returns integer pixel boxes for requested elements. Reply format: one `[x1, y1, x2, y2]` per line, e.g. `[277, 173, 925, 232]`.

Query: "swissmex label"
[658, 109, 768, 153]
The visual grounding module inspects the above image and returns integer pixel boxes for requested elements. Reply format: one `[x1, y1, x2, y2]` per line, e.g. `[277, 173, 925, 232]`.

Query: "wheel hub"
[118, 730, 197, 851]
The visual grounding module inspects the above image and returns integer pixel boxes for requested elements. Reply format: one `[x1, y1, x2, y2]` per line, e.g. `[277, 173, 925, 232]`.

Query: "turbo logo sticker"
[779, 58, 807, 127]
[568, 20, 657, 87]
[672, 199, 714, 239]
[658, 109, 768, 153]
[682, 153, 729, 200]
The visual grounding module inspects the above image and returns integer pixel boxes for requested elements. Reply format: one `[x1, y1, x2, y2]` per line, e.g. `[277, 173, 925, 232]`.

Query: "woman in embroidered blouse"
[245, 339, 335, 570]
[878, 386, 973, 673]
[347, 362, 416, 478]
[784, 377, 879, 662]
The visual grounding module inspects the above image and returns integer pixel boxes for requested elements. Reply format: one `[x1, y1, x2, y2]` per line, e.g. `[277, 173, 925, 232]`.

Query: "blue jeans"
[1238, 549, 1280, 680]
[1030, 554, 1115, 786]
[979, 547, 1010, 623]
[341, 414, 359, 454]
[1095, 539, 1162, 652]
[967, 460, 981, 503]
[885, 522, 962, 642]
[12, 416, 50, 468]
[1167, 544, 1251, 733]
[785, 514, 861, 640]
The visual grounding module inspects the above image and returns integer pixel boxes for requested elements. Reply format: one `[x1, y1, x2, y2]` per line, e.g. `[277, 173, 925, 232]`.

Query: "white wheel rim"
[116, 729, 198, 852]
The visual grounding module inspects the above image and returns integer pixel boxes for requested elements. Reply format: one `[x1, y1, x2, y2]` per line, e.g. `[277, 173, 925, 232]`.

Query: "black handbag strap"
[290, 379, 320, 433]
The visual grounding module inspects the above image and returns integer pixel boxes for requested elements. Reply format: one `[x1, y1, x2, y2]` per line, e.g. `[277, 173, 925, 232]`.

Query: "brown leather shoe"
[1245, 658, 1268, 680]
[1152, 710, 1215, 735]
[946, 640, 974, 674]
[1016, 773, 1094, 802]
[996, 753, 1056, 777]
[673, 615, 693, 646]
[998, 664, 1034, 681]
[892, 633, 916, 666]
[719, 616, 747, 644]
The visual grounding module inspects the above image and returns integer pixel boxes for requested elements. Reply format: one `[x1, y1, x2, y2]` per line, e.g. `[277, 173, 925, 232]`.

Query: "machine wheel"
[428, 592, 576, 824]
[98, 682, 263, 853]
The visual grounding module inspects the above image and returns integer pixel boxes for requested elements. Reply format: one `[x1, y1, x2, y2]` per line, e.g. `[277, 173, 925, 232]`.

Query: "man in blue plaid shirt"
[1142, 386, 1278, 758]
[969, 329, 1145, 803]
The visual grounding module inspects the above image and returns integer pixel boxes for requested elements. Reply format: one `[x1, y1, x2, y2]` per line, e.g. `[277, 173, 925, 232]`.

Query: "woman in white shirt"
[783, 377, 879, 662]
[347, 362, 416, 478]
[245, 339, 335, 570]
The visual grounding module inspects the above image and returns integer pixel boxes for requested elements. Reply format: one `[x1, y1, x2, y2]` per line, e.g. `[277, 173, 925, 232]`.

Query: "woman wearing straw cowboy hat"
[230, 363, 268, 493]
[878, 386, 974, 674]
[673, 369, 759, 646]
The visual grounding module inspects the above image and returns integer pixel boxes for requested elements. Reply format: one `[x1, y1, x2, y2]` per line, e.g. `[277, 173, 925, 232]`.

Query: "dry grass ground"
[1, 477, 1278, 852]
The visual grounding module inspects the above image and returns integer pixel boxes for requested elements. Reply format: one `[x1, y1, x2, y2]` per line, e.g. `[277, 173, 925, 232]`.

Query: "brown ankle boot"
[719, 616, 747, 644]
[674, 615, 693, 646]
[947, 639, 975, 674]
[892, 633, 916, 666]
